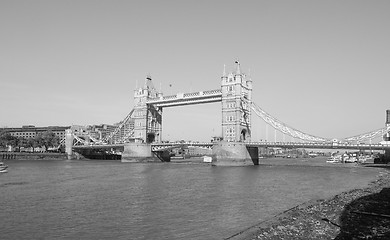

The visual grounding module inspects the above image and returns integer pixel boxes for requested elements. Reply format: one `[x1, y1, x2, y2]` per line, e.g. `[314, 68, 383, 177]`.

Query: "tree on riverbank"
[35, 131, 60, 151]
[0, 131, 60, 152]
[0, 133, 19, 148]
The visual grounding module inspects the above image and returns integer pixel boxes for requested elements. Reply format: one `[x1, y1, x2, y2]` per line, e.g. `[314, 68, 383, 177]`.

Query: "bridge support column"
[384, 149, 390, 163]
[212, 142, 259, 166]
[382, 110, 390, 163]
[65, 129, 74, 160]
[122, 143, 159, 162]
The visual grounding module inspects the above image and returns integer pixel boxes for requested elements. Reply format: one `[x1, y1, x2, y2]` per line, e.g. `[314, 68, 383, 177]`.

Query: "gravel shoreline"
[228, 165, 390, 240]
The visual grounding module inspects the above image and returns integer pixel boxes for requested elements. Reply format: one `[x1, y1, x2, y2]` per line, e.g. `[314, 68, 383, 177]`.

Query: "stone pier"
[122, 143, 160, 162]
[385, 149, 390, 161]
[212, 141, 259, 166]
[65, 129, 74, 160]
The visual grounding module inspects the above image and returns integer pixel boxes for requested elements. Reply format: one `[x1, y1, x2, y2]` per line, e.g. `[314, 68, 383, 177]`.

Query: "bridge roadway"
[73, 144, 125, 150]
[246, 142, 390, 151]
[72, 141, 390, 152]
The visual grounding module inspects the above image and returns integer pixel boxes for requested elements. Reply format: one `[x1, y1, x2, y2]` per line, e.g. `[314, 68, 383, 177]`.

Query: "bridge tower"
[384, 109, 390, 161]
[133, 75, 163, 143]
[221, 61, 252, 142]
[212, 61, 258, 166]
[385, 110, 390, 141]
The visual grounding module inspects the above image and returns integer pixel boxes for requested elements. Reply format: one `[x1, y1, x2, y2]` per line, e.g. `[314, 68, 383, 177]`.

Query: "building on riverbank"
[0, 124, 126, 144]
[70, 124, 125, 143]
[0, 125, 70, 139]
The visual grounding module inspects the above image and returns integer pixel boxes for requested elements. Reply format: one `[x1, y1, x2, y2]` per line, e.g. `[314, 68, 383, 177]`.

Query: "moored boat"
[326, 155, 341, 163]
[203, 156, 212, 163]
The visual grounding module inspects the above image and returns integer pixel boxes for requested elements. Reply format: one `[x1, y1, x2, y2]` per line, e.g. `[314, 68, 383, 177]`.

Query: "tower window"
[226, 116, 235, 122]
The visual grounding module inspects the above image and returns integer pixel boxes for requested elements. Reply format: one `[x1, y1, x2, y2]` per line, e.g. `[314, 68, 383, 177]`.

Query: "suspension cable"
[342, 127, 388, 142]
[102, 109, 135, 143]
[251, 102, 330, 142]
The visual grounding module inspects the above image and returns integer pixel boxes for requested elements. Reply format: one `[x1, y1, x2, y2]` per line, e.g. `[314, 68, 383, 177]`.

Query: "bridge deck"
[73, 144, 125, 150]
[73, 142, 390, 151]
[246, 142, 390, 150]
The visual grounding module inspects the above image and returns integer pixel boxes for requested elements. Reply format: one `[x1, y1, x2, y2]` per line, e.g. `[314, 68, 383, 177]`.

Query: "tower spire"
[223, 64, 226, 77]
[145, 74, 152, 88]
[235, 60, 241, 75]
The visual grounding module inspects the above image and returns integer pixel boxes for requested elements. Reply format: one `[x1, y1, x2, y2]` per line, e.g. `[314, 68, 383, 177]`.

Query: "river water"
[0, 158, 385, 239]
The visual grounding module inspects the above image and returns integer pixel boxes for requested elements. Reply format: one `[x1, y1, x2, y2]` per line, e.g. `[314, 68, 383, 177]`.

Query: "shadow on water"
[0, 182, 29, 188]
[334, 187, 390, 239]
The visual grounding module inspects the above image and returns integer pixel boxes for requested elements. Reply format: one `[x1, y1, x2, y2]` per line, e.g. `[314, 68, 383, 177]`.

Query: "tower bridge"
[66, 61, 390, 165]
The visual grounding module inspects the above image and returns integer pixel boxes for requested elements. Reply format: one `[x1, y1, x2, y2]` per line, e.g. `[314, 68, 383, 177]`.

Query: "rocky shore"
[230, 165, 390, 240]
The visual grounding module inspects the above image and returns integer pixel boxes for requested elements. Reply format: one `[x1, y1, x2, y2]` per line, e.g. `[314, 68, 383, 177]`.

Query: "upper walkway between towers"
[146, 89, 222, 107]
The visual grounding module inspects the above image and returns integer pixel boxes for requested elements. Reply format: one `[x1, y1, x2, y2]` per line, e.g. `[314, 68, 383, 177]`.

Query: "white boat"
[326, 158, 339, 163]
[203, 156, 212, 163]
[327, 155, 341, 163]
[358, 155, 374, 163]
[344, 156, 358, 163]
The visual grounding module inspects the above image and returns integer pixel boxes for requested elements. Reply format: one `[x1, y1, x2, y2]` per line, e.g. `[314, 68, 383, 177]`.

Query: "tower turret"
[235, 60, 241, 75]
[221, 64, 228, 83]
[133, 75, 162, 143]
[221, 61, 252, 142]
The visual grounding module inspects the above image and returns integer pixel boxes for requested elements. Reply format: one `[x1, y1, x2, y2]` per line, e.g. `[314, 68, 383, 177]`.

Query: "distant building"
[89, 124, 119, 142]
[112, 118, 135, 143]
[187, 146, 212, 156]
[0, 125, 70, 139]
[0, 123, 128, 143]
[69, 124, 131, 143]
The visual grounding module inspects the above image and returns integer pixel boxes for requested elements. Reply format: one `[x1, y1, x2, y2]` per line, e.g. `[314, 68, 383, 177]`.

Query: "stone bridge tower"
[221, 61, 252, 142]
[213, 61, 258, 166]
[133, 76, 162, 143]
[385, 110, 390, 140]
[384, 109, 390, 161]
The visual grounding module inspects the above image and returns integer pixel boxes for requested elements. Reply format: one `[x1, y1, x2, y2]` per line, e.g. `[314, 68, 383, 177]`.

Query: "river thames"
[0, 158, 386, 239]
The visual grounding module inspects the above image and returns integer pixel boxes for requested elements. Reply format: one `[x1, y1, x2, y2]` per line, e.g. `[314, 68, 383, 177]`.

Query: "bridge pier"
[384, 149, 390, 163]
[122, 143, 161, 162]
[212, 142, 259, 166]
[65, 129, 74, 160]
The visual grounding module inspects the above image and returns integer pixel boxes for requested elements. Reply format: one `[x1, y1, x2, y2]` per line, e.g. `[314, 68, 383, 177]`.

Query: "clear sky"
[1, 0, 389, 142]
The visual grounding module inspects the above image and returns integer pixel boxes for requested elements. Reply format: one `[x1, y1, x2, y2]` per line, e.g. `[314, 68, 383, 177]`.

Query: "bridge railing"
[183, 92, 201, 98]
[203, 89, 222, 95]
[147, 89, 222, 104]
[161, 95, 177, 101]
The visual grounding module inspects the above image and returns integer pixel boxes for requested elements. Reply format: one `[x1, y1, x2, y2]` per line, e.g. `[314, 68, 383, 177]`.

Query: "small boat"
[203, 156, 212, 163]
[358, 155, 374, 164]
[326, 158, 339, 163]
[344, 156, 358, 163]
[0, 162, 8, 173]
[327, 155, 341, 163]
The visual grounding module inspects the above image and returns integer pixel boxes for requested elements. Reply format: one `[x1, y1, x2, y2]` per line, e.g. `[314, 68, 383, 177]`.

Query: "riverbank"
[230, 164, 390, 240]
[1, 152, 67, 160]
